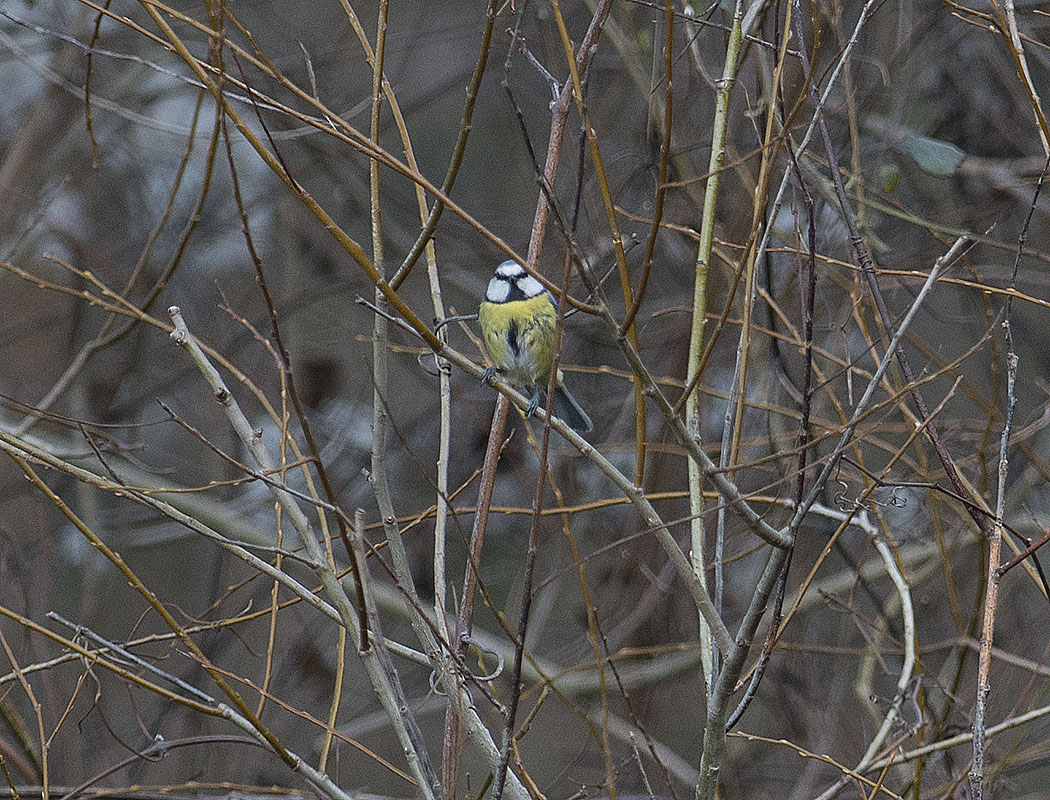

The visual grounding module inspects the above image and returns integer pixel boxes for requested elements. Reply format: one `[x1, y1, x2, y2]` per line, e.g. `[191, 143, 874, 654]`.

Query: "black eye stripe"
[486, 269, 545, 303]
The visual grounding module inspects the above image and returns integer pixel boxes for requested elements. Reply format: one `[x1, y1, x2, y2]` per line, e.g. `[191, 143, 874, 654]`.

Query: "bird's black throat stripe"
[507, 319, 520, 356]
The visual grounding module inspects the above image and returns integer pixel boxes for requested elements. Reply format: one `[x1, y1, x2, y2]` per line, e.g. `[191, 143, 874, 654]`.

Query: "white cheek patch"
[485, 276, 511, 303]
[516, 275, 544, 298]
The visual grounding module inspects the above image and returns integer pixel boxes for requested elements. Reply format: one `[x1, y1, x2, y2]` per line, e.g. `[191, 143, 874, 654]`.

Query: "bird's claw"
[526, 388, 541, 418]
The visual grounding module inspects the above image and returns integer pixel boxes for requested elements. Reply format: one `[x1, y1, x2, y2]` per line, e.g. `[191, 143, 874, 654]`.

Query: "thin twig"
[685, 0, 750, 702]
[167, 306, 438, 798]
[787, 236, 971, 533]
[791, 0, 989, 537]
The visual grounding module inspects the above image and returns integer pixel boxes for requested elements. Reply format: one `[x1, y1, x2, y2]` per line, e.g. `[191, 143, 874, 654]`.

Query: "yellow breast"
[478, 294, 557, 389]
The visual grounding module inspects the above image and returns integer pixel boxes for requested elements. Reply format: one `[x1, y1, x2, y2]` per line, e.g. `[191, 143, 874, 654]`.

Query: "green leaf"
[900, 134, 966, 177]
[879, 163, 900, 192]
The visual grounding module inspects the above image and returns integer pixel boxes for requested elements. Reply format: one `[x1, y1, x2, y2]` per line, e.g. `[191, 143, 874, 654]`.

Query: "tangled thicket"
[1, 2, 1049, 800]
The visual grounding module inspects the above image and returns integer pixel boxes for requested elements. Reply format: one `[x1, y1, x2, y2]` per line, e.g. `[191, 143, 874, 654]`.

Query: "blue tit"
[478, 260, 594, 433]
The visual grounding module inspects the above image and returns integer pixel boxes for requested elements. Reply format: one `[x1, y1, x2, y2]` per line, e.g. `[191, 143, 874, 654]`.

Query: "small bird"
[478, 260, 593, 433]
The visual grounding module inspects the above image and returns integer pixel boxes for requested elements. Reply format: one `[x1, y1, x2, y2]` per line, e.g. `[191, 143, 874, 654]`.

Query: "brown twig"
[791, 0, 989, 537]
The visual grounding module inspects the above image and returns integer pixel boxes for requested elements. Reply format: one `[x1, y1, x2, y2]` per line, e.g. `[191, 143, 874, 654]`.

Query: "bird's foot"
[526, 388, 541, 418]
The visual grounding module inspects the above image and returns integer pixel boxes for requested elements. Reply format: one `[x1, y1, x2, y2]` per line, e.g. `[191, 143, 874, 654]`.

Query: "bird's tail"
[552, 384, 593, 433]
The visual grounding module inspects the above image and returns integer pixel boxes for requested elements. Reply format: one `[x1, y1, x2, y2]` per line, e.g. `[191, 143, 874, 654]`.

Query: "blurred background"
[2, 1, 1050, 798]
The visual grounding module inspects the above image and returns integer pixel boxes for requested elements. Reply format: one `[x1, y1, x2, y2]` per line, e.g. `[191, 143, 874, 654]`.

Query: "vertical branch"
[616, 0, 677, 483]
[619, 0, 673, 335]
[687, 0, 746, 693]
[368, 0, 390, 546]
[697, 546, 791, 800]
[990, 0, 1049, 156]
[724, 4, 808, 728]
[547, 0, 646, 482]
[524, 0, 614, 267]
[711, 0, 796, 678]
[259, 500, 285, 719]
[411, 43, 504, 792]
[968, 151, 1048, 800]
[368, 0, 395, 581]
[968, 352, 1014, 800]
[0, 626, 47, 799]
[492, 436, 555, 800]
[83, 0, 113, 168]
[445, 397, 509, 795]
[360, 10, 442, 794]
[362, 2, 433, 651]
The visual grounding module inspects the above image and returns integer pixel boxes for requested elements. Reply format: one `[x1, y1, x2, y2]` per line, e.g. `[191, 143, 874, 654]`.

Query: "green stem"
[686, 0, 746, 700]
